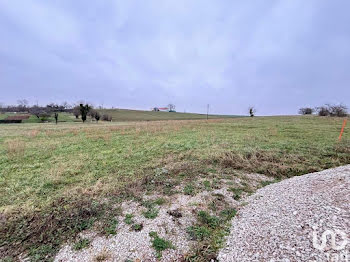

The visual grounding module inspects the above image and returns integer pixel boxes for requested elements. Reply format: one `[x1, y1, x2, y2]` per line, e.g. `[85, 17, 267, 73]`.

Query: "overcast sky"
[0, 0, 349, 115]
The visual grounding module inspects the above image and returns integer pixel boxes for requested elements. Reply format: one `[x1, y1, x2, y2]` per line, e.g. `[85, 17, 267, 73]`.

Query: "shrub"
[102, 114, 112, 121]
[95, 112, 101, 122]
[316, 104, 348, 117]
[73, 106, 80, 119]
[298, 107, 314, 115]
[328, 104, 348, 117]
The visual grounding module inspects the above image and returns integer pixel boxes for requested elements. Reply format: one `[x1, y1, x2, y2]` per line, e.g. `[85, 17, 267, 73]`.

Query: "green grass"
[186, 209, 237, 260]
[73, 238, 90, 250]
[99, 108, 237, 121]
[124, 214, 134, 225]
[0, 116, 349, 260]
[149, 231, 174, 258]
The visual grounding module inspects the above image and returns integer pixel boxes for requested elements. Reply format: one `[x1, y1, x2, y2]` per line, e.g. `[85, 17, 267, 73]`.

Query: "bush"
[298, 107, 314, 115]
[316, 106, 330, 116]
[102, 114, 112, 121]
[316, 104, 348, 117]
[328, 104, 348, 117]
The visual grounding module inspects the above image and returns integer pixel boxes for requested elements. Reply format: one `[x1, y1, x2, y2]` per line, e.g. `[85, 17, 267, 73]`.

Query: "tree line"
[0, 100, 112, 124]
[299, 104, 348, 117]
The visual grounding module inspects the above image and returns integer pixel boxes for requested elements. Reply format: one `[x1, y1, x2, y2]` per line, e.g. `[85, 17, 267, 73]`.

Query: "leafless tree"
[328, 104, 348, 117]
[298, 107, 314, 115]
[168, 104, 176, 112]
[73, 106, 80, 119]
[248, 106, 256, 117]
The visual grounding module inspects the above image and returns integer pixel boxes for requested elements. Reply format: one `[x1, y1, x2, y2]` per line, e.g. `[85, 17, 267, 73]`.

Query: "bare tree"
[248, 106, 256, 117]
[168, 104, 176, 112]
[316, 104, 348, 117]
[73, 106, 80, 119]
[88, 109, 97, 119]
[17, 99, 29, 112]
[328, 104, 348, 117]
[298, 107, 314, 115]
[102, 114, 112, 121]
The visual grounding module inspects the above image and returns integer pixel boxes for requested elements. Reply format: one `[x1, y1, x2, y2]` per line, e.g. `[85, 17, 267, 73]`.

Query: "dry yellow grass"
[5, 139, 26, 158]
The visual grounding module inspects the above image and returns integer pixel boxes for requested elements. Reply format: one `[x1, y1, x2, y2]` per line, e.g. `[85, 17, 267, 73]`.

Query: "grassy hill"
[100, 108, 238, 121]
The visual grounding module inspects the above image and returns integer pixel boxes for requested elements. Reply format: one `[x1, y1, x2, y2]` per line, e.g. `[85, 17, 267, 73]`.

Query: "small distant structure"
[152, 107, 169, 112]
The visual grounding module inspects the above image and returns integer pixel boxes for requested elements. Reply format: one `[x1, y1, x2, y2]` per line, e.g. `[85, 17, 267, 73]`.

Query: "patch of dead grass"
[5, 139, 26, 158]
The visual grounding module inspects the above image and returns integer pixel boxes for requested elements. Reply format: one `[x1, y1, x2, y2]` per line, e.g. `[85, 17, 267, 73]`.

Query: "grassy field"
[99, 108, 238, 121]
[0, 109, 237, 124]
[0, 112, 79, 123]
[0, 116, 349, 261]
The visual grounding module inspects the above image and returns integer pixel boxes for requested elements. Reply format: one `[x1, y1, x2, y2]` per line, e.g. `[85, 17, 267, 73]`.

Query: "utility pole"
[207, 104, 210, 120]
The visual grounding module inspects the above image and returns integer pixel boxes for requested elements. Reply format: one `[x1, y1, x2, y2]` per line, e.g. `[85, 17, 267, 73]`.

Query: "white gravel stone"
[217, 165, 350, 262]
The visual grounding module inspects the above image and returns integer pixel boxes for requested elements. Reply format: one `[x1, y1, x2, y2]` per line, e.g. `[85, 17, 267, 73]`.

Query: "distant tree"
[95, 111, 101, 122]
[102, 114, 112, 121]
[89, 109, 97, 119]
[29, 105, 42, 118]
[248, 106, 256, 117]
[39, 112, 52, 122]
[17, 99, 29, 112]
[80, 104, 91, 123]
[73, 106, 80, 119]
[168, 104, 176, 112]
[54, 112, 59, 124]
[61, 101, 71, 110]
[328, 104, 348, 117]
[298, 107, 314, 115]
[316, 106, 330, 116]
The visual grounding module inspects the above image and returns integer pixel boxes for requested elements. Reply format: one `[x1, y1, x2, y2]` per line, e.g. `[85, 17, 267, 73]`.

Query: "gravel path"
[218, 165, 350, 262]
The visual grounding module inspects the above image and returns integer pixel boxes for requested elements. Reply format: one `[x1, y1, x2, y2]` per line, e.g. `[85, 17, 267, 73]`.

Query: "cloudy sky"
[0, 0, 349, 115]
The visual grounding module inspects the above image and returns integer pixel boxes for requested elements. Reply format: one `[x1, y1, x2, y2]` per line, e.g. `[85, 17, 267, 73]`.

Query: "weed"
[131, 223, 143, 232]
[219, 208, 237, 220]
[154, 197, 167, 205]
[186, 208, 237, 261]
[260, 179, 281, 187]
[187, 226, 211, 241]
[143, 208, 159, 219]
[93, 248, 111, 262]
[198, 211, 220, 229]
[203, 180, 212, 190]
[124, 214, 134, 225]
[104, 218, 118, 236]
[229, 187, 244, 200]
[184, 184, 196, 196]
[73, 238, 90, 250]
[149, 231, 174, 258]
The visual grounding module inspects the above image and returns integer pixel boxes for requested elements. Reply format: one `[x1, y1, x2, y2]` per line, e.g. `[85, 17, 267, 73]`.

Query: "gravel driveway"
[218, 165, 350, 262]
